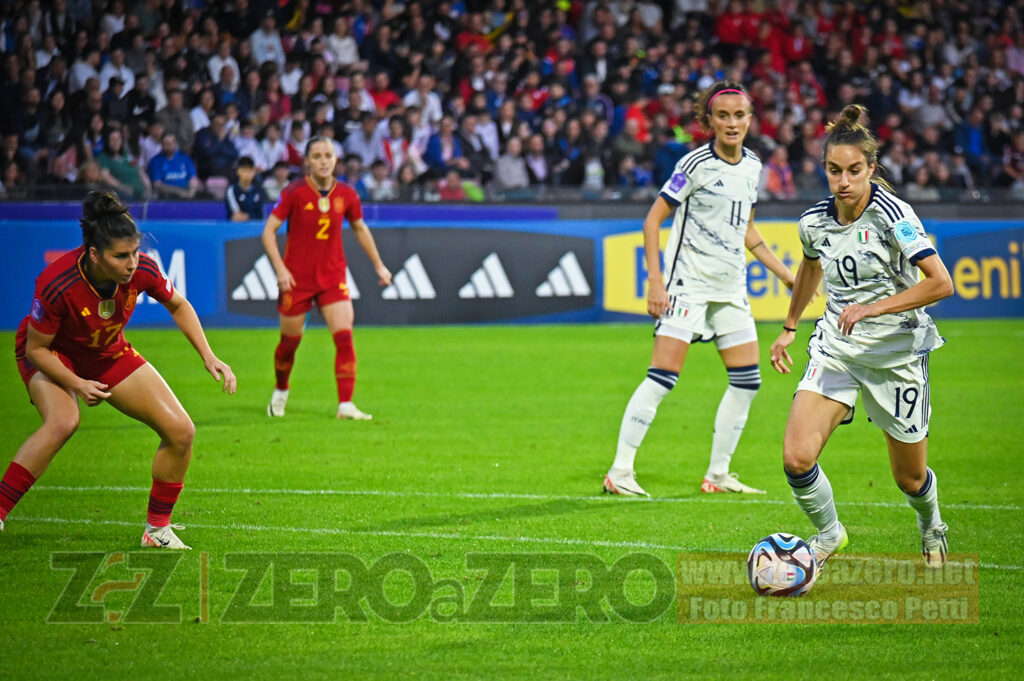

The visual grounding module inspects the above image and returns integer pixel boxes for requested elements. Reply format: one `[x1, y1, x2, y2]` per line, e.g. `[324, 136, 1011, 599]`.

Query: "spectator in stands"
[194, 113, 239, 180]
[262, 160, 292, 202]
[260, 121, 287, 168]
[438, 168, 468, 201]
[524, 132, 553, 187]
[493, 135, 530, 196]
[156, 89, 195, 154]
[233, 121, 269, 173]
[126, 73, 157, 124]
[147, 132, 200, 198]
[402, 72, 443, 129]
[96, 127, 150, 199]
[345, 111, 384, 167]
[456, 111, 491, 182]
[250, 10, 285, 71]
[954, 107, 994, 180]
[208, 38, 240, 94]
[762, 145, 797, 200]
[424, 114, 469, 179]
[226, 155, 265, 221]
[361, 159, 398, 201]
[328, 15, 360, 72]
[99, 47, 134, 94]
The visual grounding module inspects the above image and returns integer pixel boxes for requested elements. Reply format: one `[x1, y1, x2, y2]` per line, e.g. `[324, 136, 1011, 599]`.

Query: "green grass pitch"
[0, 320, 1021, 680]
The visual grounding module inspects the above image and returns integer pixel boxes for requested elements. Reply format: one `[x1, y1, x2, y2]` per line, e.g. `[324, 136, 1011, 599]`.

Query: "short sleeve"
[344, 187, 363, 223]
[271, 183, 295, 220]
[888, 215, 935, 265]
[798, 218, 819, 260]
[658, 163, 697, 207]
[27, 288, 64, 336]
[138, 253, 175, 303]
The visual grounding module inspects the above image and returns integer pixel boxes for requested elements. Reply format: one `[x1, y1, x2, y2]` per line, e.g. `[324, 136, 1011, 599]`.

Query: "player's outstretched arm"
[642, 196, 673, 318]
[261, 213, 295, 293]
[350, 218, 393, 286]
[25, 326, 111, 405]
[836, 254, 954, 335]
[162, 290, 237, 394]
[770, 257, 823, 374]
[745, 215, 796, 289]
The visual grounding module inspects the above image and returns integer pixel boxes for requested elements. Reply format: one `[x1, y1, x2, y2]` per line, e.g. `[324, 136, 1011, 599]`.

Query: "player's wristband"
[782, 325, 797, 333]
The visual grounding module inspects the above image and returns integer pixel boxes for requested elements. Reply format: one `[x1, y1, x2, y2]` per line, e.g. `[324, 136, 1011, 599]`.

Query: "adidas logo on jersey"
[905, 425, 919, 434]
[713, 179, 725, 187]
[459, 253, 514, 299]
[536, 252, 591, 298]
[382, 254, 436, 300]
[822, 237, 831, 247]
[231, 255, 360, 300]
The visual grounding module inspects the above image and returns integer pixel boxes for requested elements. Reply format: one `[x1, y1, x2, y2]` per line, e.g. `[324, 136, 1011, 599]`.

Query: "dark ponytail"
[80, 191, 140, 253]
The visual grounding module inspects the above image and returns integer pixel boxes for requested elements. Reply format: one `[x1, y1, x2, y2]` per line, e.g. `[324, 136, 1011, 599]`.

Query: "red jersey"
[271, 177, 363, 291]
[15, 247, 174, 365]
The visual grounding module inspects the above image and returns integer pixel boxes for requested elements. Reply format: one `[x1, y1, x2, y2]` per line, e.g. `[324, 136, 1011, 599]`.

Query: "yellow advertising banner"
[602, 221, 826, 321]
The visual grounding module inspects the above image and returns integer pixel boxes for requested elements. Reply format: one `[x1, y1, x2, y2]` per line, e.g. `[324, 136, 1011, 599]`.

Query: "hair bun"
[841, 104, 864, 126]
[82, 191, 128, 221]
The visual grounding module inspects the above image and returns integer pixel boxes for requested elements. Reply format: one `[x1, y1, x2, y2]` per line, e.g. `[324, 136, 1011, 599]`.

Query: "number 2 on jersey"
[316, 216, 331, 240]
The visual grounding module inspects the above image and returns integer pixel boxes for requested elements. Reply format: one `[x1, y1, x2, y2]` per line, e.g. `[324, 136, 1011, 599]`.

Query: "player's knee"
[782, 439, 817, 475]
[894, 470, 927, 495]
[45, 411, 80, 443]
[164, 416, 196, 453]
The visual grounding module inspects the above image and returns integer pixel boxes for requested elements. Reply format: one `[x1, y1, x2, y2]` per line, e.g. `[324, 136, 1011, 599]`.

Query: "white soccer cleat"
[701, 472, 766, 494]
[808, 522, 849, 569]
[337, 401, 372, 420]
[603, 469, 649, 497]
[921, 522, 948, 568]
[141, 524, 191, 550]
[267, 389, 289, 417]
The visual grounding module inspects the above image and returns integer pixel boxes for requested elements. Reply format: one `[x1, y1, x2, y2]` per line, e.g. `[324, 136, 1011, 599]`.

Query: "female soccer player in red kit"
[2, 191, 236, 549]
[262, 136, 392, 419]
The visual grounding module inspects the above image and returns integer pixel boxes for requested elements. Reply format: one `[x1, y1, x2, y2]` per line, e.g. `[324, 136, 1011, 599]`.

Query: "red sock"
[147, 479, 184, 528]
[274, 333, 302, 390]
[333, 329, 356, 402]
[0, 462, 37, 522]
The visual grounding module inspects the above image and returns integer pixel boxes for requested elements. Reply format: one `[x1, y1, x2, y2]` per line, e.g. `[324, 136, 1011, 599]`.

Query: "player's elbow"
[934, 273, 955, 300]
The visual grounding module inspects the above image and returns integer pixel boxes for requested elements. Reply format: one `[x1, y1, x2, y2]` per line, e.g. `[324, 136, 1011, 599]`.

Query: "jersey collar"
[77, 250, 119, 300]
[828, 184, 878, 224]
[708, 141, 744, 166]
[305, 175, 336, 196]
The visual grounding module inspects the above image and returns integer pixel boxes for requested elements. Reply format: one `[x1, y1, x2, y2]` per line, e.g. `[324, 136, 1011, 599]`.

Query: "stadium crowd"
[1, 0, 1023, 204]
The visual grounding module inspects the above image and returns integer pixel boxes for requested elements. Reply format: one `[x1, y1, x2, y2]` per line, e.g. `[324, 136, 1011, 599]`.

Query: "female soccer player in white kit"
[770, 105, 954, 568]
[603, 81, 797, 497]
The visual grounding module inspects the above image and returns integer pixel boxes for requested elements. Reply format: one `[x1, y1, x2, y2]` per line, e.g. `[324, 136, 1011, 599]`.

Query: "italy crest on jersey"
[98, 299, 116, 319]
[857, 229, 869, 243]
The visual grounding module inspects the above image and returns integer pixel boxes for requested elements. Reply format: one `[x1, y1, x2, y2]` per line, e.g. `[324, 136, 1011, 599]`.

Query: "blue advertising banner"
[2, 217, 1021, 329]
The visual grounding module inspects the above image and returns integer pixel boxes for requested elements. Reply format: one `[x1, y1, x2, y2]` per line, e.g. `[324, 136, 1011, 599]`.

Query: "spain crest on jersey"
[333, 197, 345, 213]
[98, 299, 116, 319]
[124, 289, 138, 312]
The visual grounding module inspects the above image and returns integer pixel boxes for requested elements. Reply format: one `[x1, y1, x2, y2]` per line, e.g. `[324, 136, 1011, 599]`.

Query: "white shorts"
[655, 296, 757, 349]
[797, 348, 932, 444]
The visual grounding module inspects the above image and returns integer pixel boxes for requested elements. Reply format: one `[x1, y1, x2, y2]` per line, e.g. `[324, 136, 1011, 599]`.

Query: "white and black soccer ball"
[747, 533, 818, 597]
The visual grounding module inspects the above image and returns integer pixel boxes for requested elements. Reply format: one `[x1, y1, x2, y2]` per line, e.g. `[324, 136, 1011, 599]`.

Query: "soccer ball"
[747, 533, 818, 597]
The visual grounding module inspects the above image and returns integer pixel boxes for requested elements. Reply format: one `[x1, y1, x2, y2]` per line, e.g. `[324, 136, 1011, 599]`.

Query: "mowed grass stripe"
[14, 515, 1024, 572]
[29, 484, 1023, 512]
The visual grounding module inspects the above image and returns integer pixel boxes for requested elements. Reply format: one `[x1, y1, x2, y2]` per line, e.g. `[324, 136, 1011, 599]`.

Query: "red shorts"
[17, 344, 148, 392]
[277, 280, 351, 316]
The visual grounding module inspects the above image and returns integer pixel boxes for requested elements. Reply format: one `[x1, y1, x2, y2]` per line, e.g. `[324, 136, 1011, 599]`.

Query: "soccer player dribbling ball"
[1, 191, 236, 549]
[603, 81, 798, 497]
[262, 136, 392, 420]
[770, 105, 955, 568]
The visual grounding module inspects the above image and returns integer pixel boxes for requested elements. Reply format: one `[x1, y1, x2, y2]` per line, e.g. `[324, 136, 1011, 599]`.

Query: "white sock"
[787, 464, 841, 540]
[905, 467, 942, 532]
[706, 365, 760, 478]
[611, 368, 677, 472]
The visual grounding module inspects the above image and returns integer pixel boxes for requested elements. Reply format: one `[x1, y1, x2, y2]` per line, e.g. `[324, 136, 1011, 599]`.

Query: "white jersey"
[659, 143, 761, 302]
[798, 185, 944, 369]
